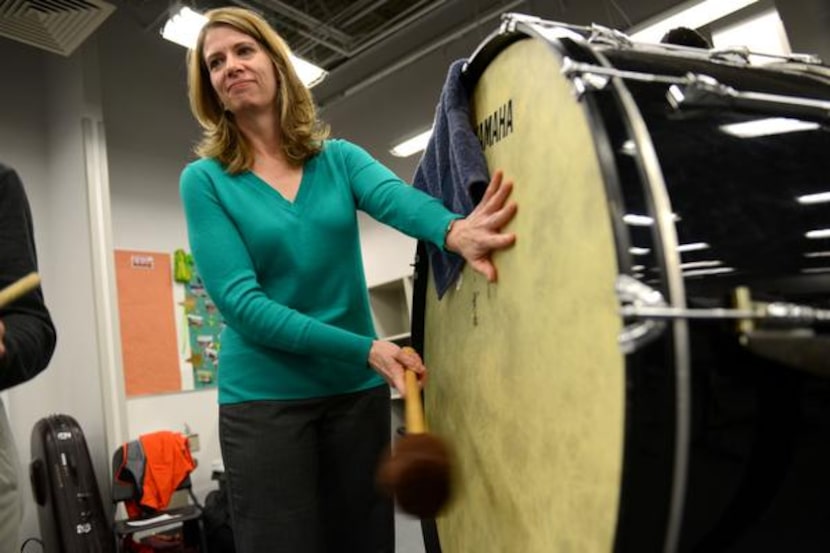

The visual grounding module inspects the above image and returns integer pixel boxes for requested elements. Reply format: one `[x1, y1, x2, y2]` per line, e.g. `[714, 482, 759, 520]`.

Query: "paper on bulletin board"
[182, 266, 223, 389]
[115, 250, 181, 396]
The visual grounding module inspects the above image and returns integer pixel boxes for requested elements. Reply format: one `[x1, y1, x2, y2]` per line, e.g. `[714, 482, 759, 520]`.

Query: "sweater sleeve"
[338, 141, 461, 248]
[179, 162, 373, 365]
[0, 165, 57, 391]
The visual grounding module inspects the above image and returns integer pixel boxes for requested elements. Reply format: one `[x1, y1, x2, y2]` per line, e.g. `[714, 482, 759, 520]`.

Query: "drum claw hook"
[616, 274, 668, 354]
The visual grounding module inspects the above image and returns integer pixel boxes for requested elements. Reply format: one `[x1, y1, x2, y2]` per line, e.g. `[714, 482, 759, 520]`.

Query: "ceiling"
[114, 0, 829, 106]
[106, 0, 829, 179]
[113, 0, 697, 98]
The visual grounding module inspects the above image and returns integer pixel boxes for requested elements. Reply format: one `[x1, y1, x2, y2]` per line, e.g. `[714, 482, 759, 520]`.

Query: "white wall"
[0, 34, 116, 546]
[0, 33, 52, 550]
[0, 19, 417, 545]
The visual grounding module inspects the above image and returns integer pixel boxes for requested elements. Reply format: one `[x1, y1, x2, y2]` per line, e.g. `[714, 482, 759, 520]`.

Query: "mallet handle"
[401, 346, 426, 435]
[405, 369, 426, 434]
[0, 272, 41, 308]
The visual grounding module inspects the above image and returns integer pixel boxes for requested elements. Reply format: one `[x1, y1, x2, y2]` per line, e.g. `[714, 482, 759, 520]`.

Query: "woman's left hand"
[445, 170, 517, 282]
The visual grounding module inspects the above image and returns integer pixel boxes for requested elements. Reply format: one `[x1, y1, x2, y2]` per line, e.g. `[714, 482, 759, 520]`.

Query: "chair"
[111, 432, 209, 552]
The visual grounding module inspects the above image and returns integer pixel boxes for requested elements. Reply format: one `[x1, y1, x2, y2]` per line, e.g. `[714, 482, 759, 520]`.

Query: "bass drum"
[412, 14, 830, 553]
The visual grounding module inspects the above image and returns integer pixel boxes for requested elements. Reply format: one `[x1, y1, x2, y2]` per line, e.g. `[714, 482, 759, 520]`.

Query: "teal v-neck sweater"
[180, 139, 458, 404]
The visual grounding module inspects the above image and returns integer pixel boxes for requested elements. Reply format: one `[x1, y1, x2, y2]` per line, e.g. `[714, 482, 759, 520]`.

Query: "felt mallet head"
[377, 432, 453, 518]
[377, 358, 453, 518]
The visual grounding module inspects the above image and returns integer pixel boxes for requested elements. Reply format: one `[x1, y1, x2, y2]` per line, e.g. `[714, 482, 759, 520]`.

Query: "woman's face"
[202, 25, 279, 116]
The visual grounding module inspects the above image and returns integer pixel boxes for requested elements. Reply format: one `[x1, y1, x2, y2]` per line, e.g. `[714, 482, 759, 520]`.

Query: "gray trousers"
[219, 384, 394, 553]
[0, 397, 22, 552]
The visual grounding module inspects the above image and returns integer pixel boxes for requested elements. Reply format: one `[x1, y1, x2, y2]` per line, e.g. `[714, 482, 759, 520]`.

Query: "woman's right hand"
[445, 169, 517, 282]
[368, 341, 426, 395]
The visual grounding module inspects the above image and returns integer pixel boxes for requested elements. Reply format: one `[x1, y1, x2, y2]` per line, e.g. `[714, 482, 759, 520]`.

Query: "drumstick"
[0, 272, 41, 308]
[377, 347, 453, 518]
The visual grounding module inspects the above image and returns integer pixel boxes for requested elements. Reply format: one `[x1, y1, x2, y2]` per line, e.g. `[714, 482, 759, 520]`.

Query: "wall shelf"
[368, 275, 413, 399]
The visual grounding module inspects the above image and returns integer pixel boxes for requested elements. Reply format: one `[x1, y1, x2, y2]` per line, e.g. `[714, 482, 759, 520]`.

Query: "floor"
[391, 402, 426, 553]
[395, 509, 426, 553]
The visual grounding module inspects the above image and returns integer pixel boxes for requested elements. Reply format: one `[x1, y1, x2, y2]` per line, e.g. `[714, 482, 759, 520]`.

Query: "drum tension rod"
[617, 276, 830, 324]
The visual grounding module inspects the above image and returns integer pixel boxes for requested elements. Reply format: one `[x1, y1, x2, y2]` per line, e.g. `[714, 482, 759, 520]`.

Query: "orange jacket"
[134, 431, 195, 512]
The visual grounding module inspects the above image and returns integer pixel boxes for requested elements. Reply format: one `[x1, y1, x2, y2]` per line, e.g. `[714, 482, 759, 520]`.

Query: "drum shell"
[415, 20, 830, 553]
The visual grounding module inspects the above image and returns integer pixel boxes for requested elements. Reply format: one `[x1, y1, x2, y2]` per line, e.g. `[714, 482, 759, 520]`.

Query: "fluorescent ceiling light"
[802, 267, 830, 274]
[797, 191, 830, 205]
[620, 140, 637, 156]
[623, 213, 680, 226]
[804, 251, 830, 258]
[623, 214, 654, 226]
[628, 0, 759, 43]
[677, 242, 710, 252]
[161, 6, 207, 49]
[290, 55, 327, 88]
[679, 260, 723, 270]
[630, 242, 711, 258]
[390, 129, 432, 157]
[160, 6, 327, 88]
[720, 117, 820, 138]
[683, 267, 735, 277]
[806, 229, 830, 239]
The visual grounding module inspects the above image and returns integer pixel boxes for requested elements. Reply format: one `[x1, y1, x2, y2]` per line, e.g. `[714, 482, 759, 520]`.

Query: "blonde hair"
[187, 6, 329, 173]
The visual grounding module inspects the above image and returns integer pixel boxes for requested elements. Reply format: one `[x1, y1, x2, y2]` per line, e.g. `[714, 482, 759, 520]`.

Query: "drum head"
[423, 35, 624, 552]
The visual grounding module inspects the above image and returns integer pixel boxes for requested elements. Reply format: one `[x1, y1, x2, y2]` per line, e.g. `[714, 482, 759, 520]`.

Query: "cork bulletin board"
[114, 250, 181, 396]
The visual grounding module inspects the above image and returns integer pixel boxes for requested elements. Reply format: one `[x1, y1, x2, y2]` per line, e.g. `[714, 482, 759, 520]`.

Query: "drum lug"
[788, 52, 824, 65]
[616, 274, 668, 354]
[709, 46, 752, 64]
[619, 275, 830, 325]
[561, 58, 611, 99]
[666, 73, 737, 110]
[588, 23, 632, 48]
[499, 12, 544, 33]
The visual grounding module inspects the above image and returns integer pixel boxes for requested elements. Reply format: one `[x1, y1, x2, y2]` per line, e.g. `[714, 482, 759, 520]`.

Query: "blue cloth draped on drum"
[413, 58, 489, 299]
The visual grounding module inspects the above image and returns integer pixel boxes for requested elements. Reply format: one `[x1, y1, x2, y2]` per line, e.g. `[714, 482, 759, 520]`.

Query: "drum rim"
[575, 33, 694, 553]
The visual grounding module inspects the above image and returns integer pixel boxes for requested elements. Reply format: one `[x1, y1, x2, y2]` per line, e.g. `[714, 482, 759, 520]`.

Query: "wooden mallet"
[377, 347, 453, 518]
[0, 272, 41, 308]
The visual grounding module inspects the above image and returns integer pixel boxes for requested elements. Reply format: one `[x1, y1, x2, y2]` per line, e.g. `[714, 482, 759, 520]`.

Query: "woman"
[180, 7, 516, 552]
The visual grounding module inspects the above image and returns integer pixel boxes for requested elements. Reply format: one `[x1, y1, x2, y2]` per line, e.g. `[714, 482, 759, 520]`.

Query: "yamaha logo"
[476, 99, 513, 151]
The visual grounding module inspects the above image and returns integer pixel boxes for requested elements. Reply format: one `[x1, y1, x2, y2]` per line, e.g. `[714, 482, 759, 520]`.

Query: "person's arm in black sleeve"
[0, 164, 56, 391]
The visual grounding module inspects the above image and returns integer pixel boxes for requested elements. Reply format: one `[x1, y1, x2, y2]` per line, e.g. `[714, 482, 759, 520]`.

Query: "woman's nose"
[225, 54, 242, 74]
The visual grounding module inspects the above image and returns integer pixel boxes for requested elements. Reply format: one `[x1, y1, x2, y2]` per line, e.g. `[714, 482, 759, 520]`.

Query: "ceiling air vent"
[0, 0, 115, 56]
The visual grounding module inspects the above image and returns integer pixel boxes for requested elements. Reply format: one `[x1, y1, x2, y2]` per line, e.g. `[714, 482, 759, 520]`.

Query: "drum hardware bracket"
[666, 73, 738, 109]
[500, 12, 594, 39]
[499, 12, 545, 33]
[668, 73, 830, 120]
[498, 14, 638, 52]
[616, 274, 668, 354]
[559, 59, 830, 120]
[709, 46, 824, 67]
[616, 275, 830, 353]
[620, 302, 830, 325]
[561, 58, 687, 86]
[709, 47, 752, 65]
[588, 24, 632, 49]
[787, 52, 824, 65]
[561, 58, 678, 100]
